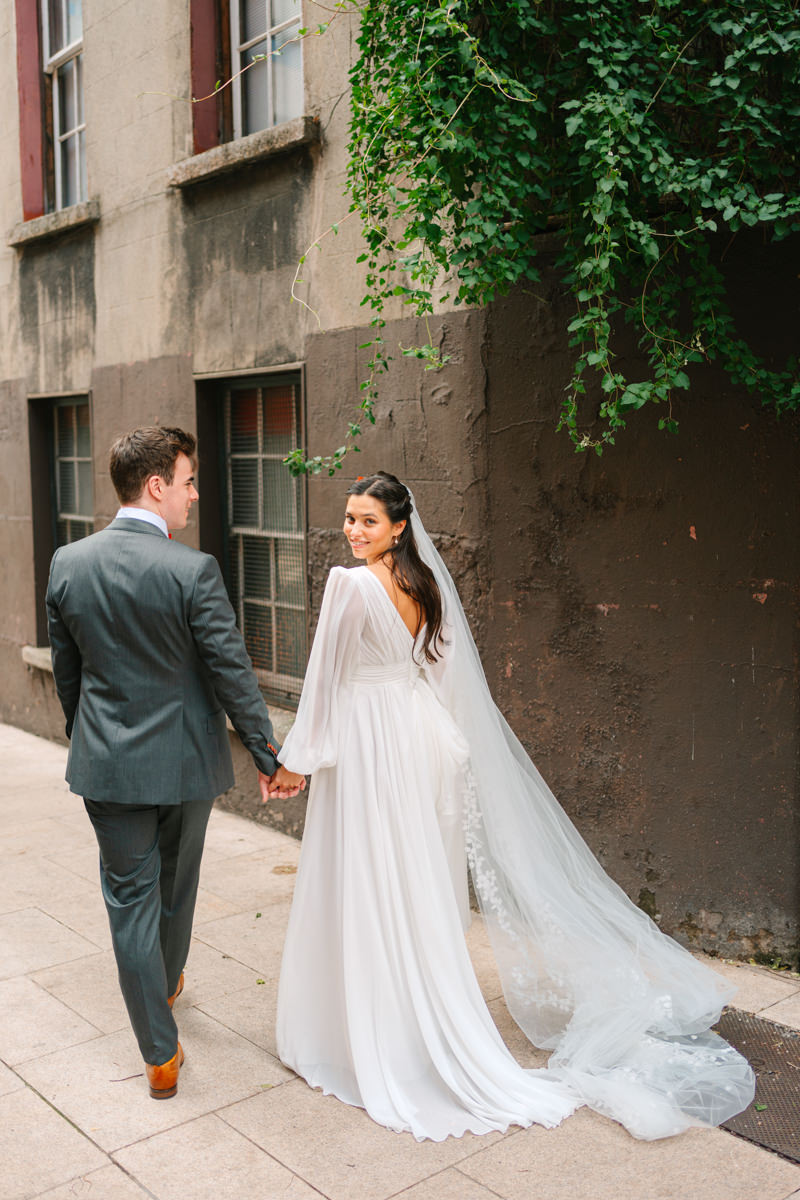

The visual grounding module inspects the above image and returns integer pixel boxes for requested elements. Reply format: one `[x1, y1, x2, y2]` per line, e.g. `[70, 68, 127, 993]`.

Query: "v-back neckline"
[361, 566, 422, 641]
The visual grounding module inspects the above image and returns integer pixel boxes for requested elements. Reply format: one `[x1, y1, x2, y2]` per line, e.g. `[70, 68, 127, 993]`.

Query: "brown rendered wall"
[481, 238, 798, 963]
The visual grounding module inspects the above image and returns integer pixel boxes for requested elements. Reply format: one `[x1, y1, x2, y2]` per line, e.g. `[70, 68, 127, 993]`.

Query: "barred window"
[223, 376, 306, 704]
[53, 399, 93, 546]
[42, 0, 87, 210]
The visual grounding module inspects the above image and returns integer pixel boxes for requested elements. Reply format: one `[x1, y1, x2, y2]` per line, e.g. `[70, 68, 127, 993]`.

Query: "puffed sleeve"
[278, 566, 366, 775]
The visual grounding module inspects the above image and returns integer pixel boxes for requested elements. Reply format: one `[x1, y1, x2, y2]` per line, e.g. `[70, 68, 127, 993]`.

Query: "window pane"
[77, 53, 84, 124]
[76, 402, 90, 456]
[48, 0, 65, 53]
[242, 41, 269, 134]
[263, 460, 296, 532]
[230, 389, 259, 453]
[77, 460, 93, 515]
[231, 458, 259, 526]
[275, 540, 303, 604]
[243, 602, 272, 671]
[272, 29, 302, 125]
[58, 60, 77, 132]
[228, 539, 241, 604]
[243, 0, 267, 42]
[67, 0, 82, 43]
[243, 536, 271, 598]
[263, 386, 295, 453]
[61, 134, 79, 207]
[56, 404, 74, 457]
[272, 0, 301, 25]
[275, 607, 305, 677]
[58, 460, 76, 513]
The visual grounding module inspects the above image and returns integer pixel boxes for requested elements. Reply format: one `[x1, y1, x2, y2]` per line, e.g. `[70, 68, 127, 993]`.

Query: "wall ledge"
[168, 116, 320, 189]
[8, 198, 101, 247]
[22, 645, 53, 672]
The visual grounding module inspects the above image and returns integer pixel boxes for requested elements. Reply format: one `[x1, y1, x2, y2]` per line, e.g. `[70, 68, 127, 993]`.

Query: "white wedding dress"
[276, 531, 754, 1142]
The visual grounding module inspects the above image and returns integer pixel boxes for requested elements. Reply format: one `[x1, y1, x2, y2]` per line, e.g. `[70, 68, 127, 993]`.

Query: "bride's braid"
[347, 472, 444, 662]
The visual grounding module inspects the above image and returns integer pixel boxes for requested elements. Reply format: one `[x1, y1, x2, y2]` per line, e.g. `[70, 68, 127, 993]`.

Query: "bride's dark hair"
[347, 472, 444, 662]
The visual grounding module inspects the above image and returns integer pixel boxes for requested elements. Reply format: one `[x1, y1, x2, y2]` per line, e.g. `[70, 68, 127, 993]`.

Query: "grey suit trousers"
[85, 794, 215, 1064]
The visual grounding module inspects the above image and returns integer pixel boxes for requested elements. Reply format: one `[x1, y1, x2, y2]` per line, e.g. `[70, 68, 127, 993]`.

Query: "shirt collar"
[115, 507, 169, 538]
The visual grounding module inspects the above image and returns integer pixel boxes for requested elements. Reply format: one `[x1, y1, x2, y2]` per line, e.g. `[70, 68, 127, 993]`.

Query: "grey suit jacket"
[46, 518, 281, 805]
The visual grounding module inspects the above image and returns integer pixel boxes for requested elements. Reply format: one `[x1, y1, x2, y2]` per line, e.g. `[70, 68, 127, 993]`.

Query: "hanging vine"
[286, 0, 800, 474]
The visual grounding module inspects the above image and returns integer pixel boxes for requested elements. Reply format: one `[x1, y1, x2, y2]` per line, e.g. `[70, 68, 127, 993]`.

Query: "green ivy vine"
[286, 0, 800, 474]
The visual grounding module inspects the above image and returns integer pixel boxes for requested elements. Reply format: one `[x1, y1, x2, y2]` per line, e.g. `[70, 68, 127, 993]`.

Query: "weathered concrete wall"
[482, 236, 799, 962]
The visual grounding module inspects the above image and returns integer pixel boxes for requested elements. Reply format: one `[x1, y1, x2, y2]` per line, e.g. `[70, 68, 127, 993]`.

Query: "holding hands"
[259, 766, 306, 803]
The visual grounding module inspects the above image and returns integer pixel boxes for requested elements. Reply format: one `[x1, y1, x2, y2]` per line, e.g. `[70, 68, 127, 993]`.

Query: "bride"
[270, 471, 754, 1142]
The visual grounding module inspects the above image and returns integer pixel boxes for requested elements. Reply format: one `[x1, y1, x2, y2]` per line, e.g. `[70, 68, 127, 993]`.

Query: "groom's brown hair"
[109, 426, 197, 504]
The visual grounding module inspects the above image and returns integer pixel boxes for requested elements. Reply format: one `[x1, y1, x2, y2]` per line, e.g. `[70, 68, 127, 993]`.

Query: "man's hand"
[259, 766, 306, 803]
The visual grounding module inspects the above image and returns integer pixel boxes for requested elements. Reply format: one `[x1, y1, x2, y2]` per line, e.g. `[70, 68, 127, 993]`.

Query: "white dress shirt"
[115, 506, 169, 538]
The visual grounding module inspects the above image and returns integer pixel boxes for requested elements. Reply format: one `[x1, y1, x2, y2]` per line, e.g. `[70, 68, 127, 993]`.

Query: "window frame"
[28, 391, 94, 645]
[51, 397, 94, 548]
[40, 0, 86, 211]
[213, 370, 308, 707]
[229, 0, 303, 141]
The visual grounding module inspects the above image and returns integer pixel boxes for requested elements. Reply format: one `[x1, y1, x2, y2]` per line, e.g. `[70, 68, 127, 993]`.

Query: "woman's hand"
[259, 766, 307, 802]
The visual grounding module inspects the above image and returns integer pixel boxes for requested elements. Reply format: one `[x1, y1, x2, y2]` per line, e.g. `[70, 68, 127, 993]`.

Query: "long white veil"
[409, 498, 755, 1139]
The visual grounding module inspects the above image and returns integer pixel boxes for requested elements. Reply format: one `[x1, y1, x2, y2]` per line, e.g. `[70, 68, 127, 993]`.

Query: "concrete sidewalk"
[0, 723, 798, 1200]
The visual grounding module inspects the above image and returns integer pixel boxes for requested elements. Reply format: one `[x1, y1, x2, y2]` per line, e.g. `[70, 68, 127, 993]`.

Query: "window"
[230, 1, 303, 137]
[42, 0, 86, 210]
[53, 399, 93, 546]
[28, 394, 93, 644]
[222, 376, 307, 704]
[188, 0, 304, 154]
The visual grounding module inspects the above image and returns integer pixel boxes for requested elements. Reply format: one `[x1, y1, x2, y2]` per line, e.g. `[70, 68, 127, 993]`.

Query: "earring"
[392, 535, 398, 546]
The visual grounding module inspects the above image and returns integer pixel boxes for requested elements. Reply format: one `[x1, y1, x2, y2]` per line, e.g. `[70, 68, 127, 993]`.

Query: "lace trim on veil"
[409, 499, 755, 1140]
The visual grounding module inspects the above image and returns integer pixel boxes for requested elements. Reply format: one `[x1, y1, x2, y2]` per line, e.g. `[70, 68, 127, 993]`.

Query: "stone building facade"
[1, 1, 797, 962]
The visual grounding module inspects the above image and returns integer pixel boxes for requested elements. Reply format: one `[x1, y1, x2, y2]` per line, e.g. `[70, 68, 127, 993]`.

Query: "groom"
[46, 426, 304, 1098]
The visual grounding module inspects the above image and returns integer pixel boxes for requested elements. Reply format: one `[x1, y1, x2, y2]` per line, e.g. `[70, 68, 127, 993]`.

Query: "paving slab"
[114, 1112, 324, 1199]
[759, 993, 800, 1031]
[46, 842, 105, 886]
[0, 782, 73, 822]
[197, 977, 280, 1058]
[464, 916, 504, 1003]
[0, 815, 90, 858]
[0, 977, 102, 1065]
[0, 907, 100, 980]
[199, 843, 302, 910]
[0, 1061, 24, 1097]
[706, 958, 800, 1016]
[219, 1076, 504, 1200]
[395, 1167, 506, 1199]
[0, 1086, 108, 1200]
[201, 808, 290, 863]
[34, 1163, 151, 1199]
[32, 948, 132, 1033]
[171, 935, 266, 1005]
[194, 904, 291, 975]
[457, 1106, 800, 1200]
[16, 1004, 292, 1152]
[0, 854, 99, 920]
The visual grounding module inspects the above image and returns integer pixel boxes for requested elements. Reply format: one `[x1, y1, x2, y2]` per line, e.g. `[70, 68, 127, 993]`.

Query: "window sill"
[168, 115, 320, 189]
[22, 645, 53, 673]
[8, 198, 101, 248]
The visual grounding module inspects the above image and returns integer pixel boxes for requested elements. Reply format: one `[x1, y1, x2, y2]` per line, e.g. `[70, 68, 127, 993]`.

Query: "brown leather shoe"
[167, 972, 184, 1009]
[146, 1043, 184, 1099]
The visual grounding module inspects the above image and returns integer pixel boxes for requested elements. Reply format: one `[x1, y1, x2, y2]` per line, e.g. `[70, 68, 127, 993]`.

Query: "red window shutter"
[15, 0, 45, 220]
[191, 0, 222, 154]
